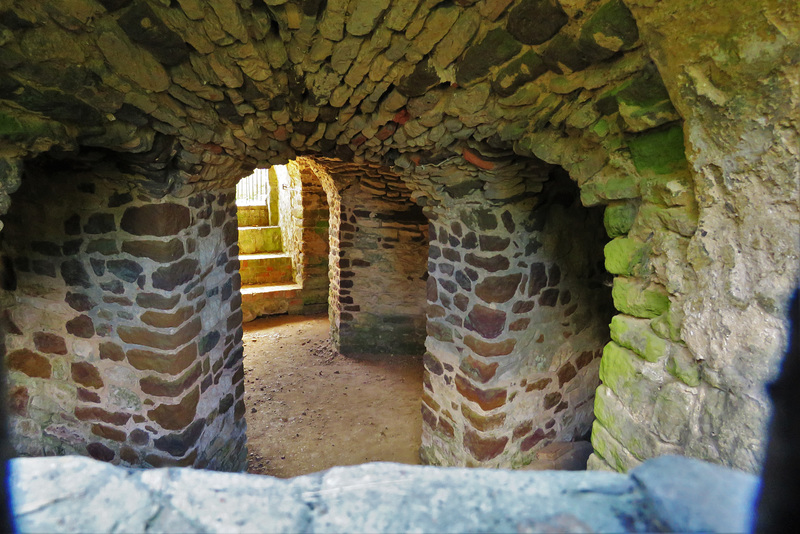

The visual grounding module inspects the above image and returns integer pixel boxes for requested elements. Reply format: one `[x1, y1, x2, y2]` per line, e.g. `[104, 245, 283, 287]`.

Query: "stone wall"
[1, 161, 247, 470]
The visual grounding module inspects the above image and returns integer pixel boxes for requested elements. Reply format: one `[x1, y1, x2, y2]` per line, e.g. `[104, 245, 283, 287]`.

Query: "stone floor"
[10, 455, 757, 533]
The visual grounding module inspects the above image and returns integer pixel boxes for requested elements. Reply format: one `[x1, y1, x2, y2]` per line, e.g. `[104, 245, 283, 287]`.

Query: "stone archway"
[0, 0, 797, 474]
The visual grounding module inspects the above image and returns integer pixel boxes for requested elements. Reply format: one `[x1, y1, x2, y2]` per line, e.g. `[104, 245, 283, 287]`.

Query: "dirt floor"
[242, 314, 424, 478]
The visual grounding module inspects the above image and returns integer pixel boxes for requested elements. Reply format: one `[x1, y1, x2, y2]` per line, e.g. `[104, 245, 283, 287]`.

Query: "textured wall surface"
[0, 0, 796, 474]
[2, 163, 247, 470]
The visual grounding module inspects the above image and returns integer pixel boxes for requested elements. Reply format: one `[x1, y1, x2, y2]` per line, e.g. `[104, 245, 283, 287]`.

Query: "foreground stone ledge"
[10, 455, 757, 533]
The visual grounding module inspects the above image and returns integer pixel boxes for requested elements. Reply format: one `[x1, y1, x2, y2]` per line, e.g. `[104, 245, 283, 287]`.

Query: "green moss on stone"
[603, 201, 638, 237]
[627, 125, 688, 175]
[611, 277, 670, 318]
[579, 0, 639, 59]
[666, 348, 701, 387]
[580, 170, 639, 206]
[604, 237, 649, 276]
[609, 314, 668, 363]
[599, 341, 639, 396]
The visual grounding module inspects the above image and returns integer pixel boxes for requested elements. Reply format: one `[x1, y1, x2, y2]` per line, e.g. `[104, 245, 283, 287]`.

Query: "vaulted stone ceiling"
[0, 0, 677, 196]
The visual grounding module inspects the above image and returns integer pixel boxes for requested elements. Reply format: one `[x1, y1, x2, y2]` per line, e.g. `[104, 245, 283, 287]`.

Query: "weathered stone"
[463, 428, 508, 461]
[136, 292, 181, 310]
[77, 388, 101, 403]
[456, 28, 522, 86]
[7, 349, 51, 379]
[543, 392, 562, 410]
[66, 315, 95, 338]
[475, 274, 521, 303]
[33, 332, 67, 355]
[525, 378, 552, 391]
[557, 362, 578, 387]
[126, 342, 198, 376]
[147, 387, 200, 431]
[612, 278, 670, 319]
[465, 253, 510, 273]
[71, 362, 104, 389]
[130, 429, 149, 446]
[604, 202, 638, 238]
[539, 288, 559, 307]
[455, 375, 507, 411]
[492, 50, 548, 97]
[107, 259, 144, 283]
[86, 442, 115, 463]
[141, 306, 194, 329]
[99, 342, 125, 362]
[578, 0, 639, 63]
[462, 403, 506, 432]
[506, 0, 568, 45]
[75, 407, 130, 426]
[120, 204, 191, 237]
[60, 259, 91, 288]
[520, 428, 547, 451]
[423, 353, 444, 376]
[91, 424, 126, 442]
[459, 355, 499, 384]
[122, 239, 185, 263]
[153, 418, 205, 457]
[465, 305, 506, 339]
[152, 258, 199, 291]
[464, 335, 516, 357]
[140, 362, 201, 397]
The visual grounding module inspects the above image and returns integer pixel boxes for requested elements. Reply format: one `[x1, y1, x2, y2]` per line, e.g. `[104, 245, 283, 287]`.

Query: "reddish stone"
[75, 407, 130, 426]
[351, 134, 367, 147]
[520, 428, 545, 452]
[99, 342, 125, 362]
[376, 122, 397, 140]
[118, 318, 201, 351]
[462, 148, 495, 170]
[77, 388, 101, 403]
[120, 446, 139, 464]
[136, 292, 181, 310]
[465, 253, 509, 272]
[141, 306, 194, 329]
[87, 442, 115, 462]
[423, 353, 444, 376]
[421, 391, 440, 412]
[455, 375, 507, 411]
[393, 109, 410, 125]
[453, 294, 469, 311]
[33, 332, 67, 355]
[475, 274, 522, 304]
[545, 419, 555, 429]
[147, 387, 200, 430]
[7, 349, 51, 378]
[576, 350, 594, 369]
[9, 386, 28, 416]
[464, 335, 516, 357]
[463, 428, 508, 461]
[528, 263, 547, 296]
[512, 300, 535, 313]
[459, 355, 498, 384]
[543, 392, 562, 410]
[513, 421, 533, 441]
[465, 305, 506, 339]
[525, 378, 552, 391]
[140, 362, 201, 397]
[71, 362, 104, 389]
[509, 318, 530, 331]
[437, 417, 455, 438]
[121, 204, 191, 237]
[557, 362, 577, 386]
[122, 239, 185, 263]
[92, 424, 127, 442]
[421, 404, 438, 430]
[461, 404, 506, 431]
[66, 315, 95, 338]
[145, 449, 198, 467]
[478, 235, 510, 252]
[427, 305, 446, 318]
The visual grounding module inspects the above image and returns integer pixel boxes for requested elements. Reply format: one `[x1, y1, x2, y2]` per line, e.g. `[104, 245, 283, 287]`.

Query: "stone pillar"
[419, 166, 612, 467]
[329, 169, 429, 357]
[2, 165, 246, 471]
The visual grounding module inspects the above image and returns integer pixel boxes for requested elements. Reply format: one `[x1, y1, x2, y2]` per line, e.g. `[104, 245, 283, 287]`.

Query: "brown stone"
[455, 375, 507, 411]
[141, 306, 195, 329]
[459, 355, 499, 384]
[475, 274, 522, 303]
[427, 304, 446, 318]
[462, 403, 506, 431]
[78, 388, 101, 403]
[118, 317, 201, 351]
[479, 235, 510, 252]
[99, 342, 125, 362]
[437, 417, 455, 438]
[140, 362, 202, 397]
[87, 442, 115, 462]
[453, 294, 469, 311]
[130, 429, 150, 445]
[543, 391, 562, 410]
[520, 428, 546, 452]
[92, 424, 127, 442]
[512, 300, 536, 313]
[136, 292, 181, 310]
[127, 342, 198, 375]
[463, 428, 508, 462]
[421, 391, 441, 412]
[427, 321, 453, 342]
[421, 404, 438, 430]
[120, 446, 139, 465]
[539, 288, 559, 307]
[555, 401, 568, 413]
[9, 386, 28, 416]
[145, 449, 198, 467]
[525, 377, 552, 391]
[152, 258, 199, 291]
[557, 362, 577, 386]
[576, 350, 593, 369]
[120, 204, 191, 237]
[147, 386, 200, 430]
[122, 239, 185, 263]
[33, 332, 68, 355]
[464, 335, 516, 357]
[75, 406, 131, 426]
[66, 315, 95, 338]
[465, 305, 506, 339]
[7, 349, 51, 378]
[528, 263, 547, 297]
[423, 353, 444, 375]
[71, 362, 104, 389]
[513, 421, 533, 441]
[509, 318, 530, 331]
[465, 253, 510, 272]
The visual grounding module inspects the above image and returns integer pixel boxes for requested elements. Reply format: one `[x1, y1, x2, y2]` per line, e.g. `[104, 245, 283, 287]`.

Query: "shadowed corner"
[753, 289, 800, 532]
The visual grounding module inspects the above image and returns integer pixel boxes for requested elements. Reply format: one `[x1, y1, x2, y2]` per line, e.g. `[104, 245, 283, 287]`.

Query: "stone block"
[7, 349, 51, 379]
[603, 202, 638, 238]
[120, 204, 191, 237]
[627, 125, 687, 176]
[147, 387, 200, 431]
[506, 0, 568, 45]
[609, 314, 668, 363]
[611, 278, 670, 318]
[604, 237, 649, 276]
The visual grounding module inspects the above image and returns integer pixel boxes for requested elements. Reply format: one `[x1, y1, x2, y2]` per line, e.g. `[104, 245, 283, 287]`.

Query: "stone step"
[237, 205, 271, 227]
[238, 226, 283, 254]
[239, 253, 294, 286]
[241, 282, 304, 321]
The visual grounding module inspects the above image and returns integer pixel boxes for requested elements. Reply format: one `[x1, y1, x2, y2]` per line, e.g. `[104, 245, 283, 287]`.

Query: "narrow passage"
[243, 314, 423, 478]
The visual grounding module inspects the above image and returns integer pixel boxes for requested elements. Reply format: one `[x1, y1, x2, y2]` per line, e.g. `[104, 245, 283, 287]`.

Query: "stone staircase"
[238, 206, 302, 321]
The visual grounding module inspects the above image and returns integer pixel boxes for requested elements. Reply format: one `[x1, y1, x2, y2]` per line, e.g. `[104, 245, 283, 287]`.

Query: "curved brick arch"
[0, 0, 796, 474]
